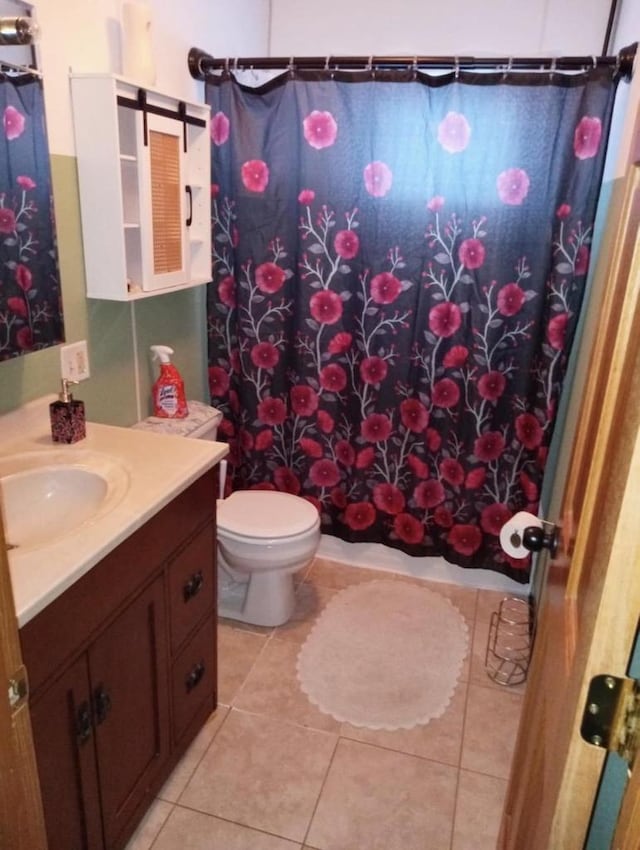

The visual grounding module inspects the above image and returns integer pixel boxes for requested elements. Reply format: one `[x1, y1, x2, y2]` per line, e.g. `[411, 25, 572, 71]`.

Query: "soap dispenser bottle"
[50, 379, 86, 443]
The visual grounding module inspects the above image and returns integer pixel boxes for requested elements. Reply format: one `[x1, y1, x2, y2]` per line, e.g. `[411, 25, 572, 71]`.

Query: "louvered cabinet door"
[138, 112, 189, 291]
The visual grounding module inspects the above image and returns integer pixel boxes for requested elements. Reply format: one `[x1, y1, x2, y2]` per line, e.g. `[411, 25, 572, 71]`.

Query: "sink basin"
[0, 450, 130, 551]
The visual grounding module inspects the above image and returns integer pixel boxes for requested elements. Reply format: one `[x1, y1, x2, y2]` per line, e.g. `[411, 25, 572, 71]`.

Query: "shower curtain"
[0, 75, 62, 358]
[205, 64, 618, 582]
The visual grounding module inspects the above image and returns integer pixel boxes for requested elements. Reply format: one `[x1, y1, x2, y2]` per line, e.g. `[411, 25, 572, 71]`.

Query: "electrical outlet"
[60, 340, 90, 382]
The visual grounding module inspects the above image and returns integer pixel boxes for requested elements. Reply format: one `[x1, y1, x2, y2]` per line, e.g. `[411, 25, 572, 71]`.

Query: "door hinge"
[580, 674, 640, 768]
[7, 665, 28, 716]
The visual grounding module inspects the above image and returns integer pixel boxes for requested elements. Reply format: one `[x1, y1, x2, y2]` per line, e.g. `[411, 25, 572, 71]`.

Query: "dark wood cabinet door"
[30, 656, 104, 850]
[88, 575, 169, 848]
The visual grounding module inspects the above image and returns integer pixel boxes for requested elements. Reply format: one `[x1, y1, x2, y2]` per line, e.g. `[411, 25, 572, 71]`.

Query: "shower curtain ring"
[549, 57, 557, 78]
[288, 56, 295, 76]
[412, 55, 418, 78]
[233, 57, 239, 72]
[592, 54, 598, 69]
[367, 55, 373, 71]
[325, 56, 331, 70]
[224, 57, 230, 75]
[507, 56, 513, 72]
[454, 57, 460, 79]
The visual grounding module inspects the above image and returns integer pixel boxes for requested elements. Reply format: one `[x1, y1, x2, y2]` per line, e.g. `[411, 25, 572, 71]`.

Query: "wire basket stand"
[485, 596, 533, 686]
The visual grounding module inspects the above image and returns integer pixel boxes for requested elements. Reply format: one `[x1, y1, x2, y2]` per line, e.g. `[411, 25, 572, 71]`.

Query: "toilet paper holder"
[518, 520, 559, 558]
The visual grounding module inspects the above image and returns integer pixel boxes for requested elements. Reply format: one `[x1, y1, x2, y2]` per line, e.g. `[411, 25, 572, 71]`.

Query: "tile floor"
[126, 558, 526, 850]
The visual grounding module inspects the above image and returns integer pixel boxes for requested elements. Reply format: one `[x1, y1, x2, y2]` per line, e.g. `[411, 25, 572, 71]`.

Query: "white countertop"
[0, 396, 228, 626]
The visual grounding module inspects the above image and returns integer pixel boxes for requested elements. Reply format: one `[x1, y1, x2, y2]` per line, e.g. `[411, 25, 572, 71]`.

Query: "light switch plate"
[60, 340, 90, 381]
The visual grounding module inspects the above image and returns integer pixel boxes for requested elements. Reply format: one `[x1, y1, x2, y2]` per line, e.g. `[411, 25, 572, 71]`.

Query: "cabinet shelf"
[71, 73, 211, 301]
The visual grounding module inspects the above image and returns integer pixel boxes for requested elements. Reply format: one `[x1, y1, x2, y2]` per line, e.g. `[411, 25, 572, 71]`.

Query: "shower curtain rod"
[188, 43, 638, 81]
[0, 58, 41, 77]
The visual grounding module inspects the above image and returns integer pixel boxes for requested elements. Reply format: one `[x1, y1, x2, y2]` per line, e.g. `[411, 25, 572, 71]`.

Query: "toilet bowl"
[217, 489, 321, 626]
[133, 402, 321, 627]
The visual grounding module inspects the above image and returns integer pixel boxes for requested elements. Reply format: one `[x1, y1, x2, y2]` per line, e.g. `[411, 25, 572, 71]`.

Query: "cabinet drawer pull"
[76, 701, 93, 743]
[185, 185, 193, 227]
[93, 686, 112, 725]
[185, 660, 205, 693]
[183, 571, 204, 602]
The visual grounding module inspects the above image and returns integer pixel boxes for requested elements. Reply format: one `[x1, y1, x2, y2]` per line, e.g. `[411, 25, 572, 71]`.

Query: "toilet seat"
[217, 490, 319, 540]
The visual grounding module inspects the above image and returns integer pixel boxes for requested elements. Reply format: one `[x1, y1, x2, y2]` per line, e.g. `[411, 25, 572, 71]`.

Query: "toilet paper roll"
[499, 511, 542, 558]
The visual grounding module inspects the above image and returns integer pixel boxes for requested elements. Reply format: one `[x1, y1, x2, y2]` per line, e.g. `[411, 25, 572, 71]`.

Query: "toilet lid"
[217, 490, 320, 538]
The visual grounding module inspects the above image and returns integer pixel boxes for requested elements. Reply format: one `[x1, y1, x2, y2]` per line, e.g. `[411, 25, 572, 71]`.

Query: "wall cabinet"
[20, 470, 218, 850]
[70, 74, 211, 301]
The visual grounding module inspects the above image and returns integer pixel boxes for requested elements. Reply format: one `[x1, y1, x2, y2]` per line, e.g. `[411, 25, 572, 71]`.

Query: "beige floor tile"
[218, 615, 275, 637]
[461, 684, 523, 778]
[124, 798, 173, 850]
[273, 583, 339, 645]
[306, 738, 457, 850]
[179, 709, 337, 842]
[152, 805, 302, 849]
[234, 637, 341, 732]
[307, 558, 393, 590]
[217, 622, 269, 705]
[340, 678, 467, 766]
[451, 769, 508, 850]
[158, 707, 229, 802]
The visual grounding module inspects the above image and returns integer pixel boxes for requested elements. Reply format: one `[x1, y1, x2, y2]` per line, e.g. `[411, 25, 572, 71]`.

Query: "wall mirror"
[0, 0, 64, 360]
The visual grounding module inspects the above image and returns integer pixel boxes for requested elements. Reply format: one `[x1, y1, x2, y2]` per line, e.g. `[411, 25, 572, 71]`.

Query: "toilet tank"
[132, 400, 222, 440]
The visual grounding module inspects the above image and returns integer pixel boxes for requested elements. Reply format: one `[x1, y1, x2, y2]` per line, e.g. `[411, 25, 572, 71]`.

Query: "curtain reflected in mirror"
[0, 73, 63, 359]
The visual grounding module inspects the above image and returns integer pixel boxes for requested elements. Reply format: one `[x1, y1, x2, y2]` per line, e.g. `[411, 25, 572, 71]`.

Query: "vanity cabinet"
[20, 469, 218, 850]
[70, 74, 211, 300]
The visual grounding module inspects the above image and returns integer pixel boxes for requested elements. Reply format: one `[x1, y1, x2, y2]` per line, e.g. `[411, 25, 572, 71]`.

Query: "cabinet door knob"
[185, 661, 205, 693]
[93, 686, 112, 725]
[76, 701, 93, 743]
[183, 571, 204, 602]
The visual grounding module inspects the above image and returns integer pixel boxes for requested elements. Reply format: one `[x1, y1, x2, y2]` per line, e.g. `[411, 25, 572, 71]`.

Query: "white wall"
[270, 0, 612, 57]
[33, 0, 271, 154]
[612, 0, 640, 172]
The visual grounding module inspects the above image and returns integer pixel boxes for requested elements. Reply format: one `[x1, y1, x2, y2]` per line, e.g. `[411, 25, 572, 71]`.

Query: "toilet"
[216, 488, 320, 626]
[133, 401, 321, 627]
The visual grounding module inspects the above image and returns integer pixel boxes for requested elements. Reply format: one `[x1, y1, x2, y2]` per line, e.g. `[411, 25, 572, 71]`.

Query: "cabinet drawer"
[171, 617, 216, 744]
[168, 522, 216, 654]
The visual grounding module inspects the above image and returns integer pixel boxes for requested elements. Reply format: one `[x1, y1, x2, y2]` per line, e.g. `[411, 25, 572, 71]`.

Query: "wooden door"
[0, 518, 48, 850]
[501, 163, 640, 848]
[90, 575, 169, 849]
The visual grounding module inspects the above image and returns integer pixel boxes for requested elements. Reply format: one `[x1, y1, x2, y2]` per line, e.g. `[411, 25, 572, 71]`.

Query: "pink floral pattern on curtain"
[0, 76, 63, 358]
[206, 67, 618, 582]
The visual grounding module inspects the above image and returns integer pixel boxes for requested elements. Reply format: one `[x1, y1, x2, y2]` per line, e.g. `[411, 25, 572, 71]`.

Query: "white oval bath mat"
[296, 579, 469, 730]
